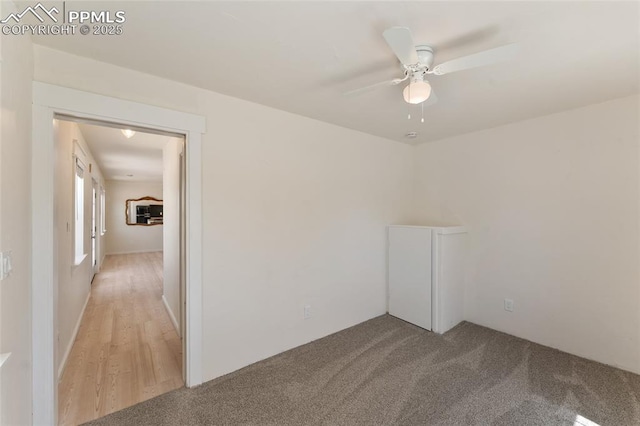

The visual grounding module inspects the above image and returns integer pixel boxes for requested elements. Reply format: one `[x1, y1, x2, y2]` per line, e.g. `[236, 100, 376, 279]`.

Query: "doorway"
[53, 117, 187, 424]
[31, 82, 205, 425]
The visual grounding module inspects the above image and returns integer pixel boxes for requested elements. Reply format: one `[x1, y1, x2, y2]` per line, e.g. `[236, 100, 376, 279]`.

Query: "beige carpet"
[86, 315, 640, 425]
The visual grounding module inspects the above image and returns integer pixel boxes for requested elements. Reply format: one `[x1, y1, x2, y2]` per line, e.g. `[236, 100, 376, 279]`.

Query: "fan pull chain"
[407, 84, 411, 120]
[421, 102, 424, 123]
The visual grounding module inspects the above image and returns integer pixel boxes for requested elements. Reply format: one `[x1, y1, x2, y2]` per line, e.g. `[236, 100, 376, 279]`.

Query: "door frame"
[32, 82, 206, 425]
[91, 177, 98, 279]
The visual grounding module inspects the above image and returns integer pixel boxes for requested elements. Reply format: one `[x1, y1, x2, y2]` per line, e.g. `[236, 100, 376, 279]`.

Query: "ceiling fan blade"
[432, 43, 518, 75]
[383, 27, 419, 65]
[436, 25, 500, 51]
[344, 78, 404, 97]
[321, 58, 398, 87]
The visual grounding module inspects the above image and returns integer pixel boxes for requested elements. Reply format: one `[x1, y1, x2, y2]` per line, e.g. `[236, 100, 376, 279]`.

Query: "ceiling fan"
[346, 27, 518, 106]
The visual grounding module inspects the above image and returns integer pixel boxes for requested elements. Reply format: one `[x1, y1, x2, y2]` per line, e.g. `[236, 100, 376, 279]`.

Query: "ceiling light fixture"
[403, 78, 431, 105]
[121, 129, 136, 138]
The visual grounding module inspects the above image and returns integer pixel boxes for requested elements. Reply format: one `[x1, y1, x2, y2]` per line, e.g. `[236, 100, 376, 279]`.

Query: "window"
[100, 187, 106, 234]
[74, 158, 85, 264]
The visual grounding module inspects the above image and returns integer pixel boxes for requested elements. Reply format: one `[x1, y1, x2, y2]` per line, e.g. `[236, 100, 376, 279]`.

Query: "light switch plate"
[0, 251, 12, 280]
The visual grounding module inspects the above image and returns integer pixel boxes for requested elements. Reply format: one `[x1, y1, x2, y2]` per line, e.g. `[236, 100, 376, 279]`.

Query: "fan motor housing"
[416, 45, 435, 69]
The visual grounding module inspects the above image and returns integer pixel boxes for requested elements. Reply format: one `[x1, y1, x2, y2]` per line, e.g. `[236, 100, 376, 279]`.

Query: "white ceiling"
[35, 2, 639, 143]
[77, 122, 174, 182]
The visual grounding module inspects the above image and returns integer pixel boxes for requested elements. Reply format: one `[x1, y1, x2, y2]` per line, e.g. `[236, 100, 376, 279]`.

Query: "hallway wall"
[163, 138, 183, 334]
[54, 120, 106, 378]
[105, 180, 164, 255]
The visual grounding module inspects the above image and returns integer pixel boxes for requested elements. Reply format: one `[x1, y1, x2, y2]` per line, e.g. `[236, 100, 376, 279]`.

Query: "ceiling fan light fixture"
[121, 129, 136, 138]
[403, 80, 431, 104]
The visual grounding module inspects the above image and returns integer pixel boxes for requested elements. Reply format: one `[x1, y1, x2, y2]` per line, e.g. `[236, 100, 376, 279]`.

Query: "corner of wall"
[0, 1, 35, 423]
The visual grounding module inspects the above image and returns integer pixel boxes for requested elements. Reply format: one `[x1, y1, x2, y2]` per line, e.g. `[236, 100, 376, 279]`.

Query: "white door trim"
[31, 82, 205, 425]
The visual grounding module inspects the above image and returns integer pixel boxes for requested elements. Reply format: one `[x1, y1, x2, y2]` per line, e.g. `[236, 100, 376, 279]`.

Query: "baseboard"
[162, 295, 181, 337]
[467, 319, 640, 376]
[58, 291, 91, 380]
[106, 249, 163, 255]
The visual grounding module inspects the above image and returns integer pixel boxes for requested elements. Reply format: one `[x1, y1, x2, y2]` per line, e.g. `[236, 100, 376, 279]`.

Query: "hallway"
[58, 252, 183, 426]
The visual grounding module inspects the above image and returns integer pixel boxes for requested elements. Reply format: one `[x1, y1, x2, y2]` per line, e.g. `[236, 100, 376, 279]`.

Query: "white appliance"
[387, 225, 467, 333]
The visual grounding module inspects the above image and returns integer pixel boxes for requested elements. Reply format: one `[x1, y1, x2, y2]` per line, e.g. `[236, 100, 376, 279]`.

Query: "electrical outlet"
[303, 305, 311, 319]
[504, 298, 514, 312]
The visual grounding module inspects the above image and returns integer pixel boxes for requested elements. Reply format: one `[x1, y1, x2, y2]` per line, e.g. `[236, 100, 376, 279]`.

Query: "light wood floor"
[58, 252, 183, 426]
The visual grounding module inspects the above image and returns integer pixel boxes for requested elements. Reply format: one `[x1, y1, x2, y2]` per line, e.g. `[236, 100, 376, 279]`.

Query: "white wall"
[0, 2, 33, 423]
[34, 45, 415, 380]
[413, 95, 640, 374]
[105, 180, 163, 255]
[54, 119, 106, 377]
[163, 138, 183, 334]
